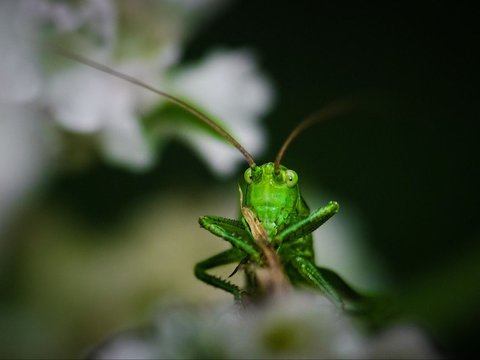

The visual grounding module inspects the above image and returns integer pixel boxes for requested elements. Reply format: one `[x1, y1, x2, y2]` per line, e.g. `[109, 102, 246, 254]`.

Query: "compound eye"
[244, 168, 253, 184]
[285, 170, 298, 187]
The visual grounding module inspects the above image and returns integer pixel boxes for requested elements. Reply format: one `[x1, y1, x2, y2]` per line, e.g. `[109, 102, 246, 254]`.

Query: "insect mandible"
[61, 50, 369, 311]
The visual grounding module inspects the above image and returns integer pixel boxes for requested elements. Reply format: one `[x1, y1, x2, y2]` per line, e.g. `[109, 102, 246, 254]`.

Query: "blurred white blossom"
[169, 49, 273, 174]
[0, 0, 273, 231]
[45, 48, 273, 173]
[91, 291, 440, 359]
[0, 1, 57, 238]
[0, 1, 42, 103]
[23, 0, 116, 40]
[1, 0, 272, 170]
[45, 55, 166, 169]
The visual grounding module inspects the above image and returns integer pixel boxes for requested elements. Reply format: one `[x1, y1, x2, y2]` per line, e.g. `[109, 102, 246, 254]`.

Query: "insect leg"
[315, 266, 367, 305]
[289, 255, 344, 308]
[276, 201, 339, 243]
[194, 248, 246, 299]
[316, 266, 395, 321]
[199, 215, 262, 261]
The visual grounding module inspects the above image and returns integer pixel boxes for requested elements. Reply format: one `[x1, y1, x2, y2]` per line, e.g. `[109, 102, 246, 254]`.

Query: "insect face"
[243, 162, 301, 238]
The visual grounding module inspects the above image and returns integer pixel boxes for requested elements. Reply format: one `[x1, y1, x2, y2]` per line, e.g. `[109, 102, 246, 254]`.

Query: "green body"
[195, 162, 371, 309]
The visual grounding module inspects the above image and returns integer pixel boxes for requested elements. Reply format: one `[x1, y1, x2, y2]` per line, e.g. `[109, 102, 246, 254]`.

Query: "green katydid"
[61, 51, 374, 312]
[194, 106, 367, 310]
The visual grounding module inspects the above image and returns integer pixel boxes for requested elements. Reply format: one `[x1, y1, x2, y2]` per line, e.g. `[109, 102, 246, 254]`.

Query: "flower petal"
[99, 112, 154, 170]
[170, 49, 274, 174]
[0, 1, 41, 103]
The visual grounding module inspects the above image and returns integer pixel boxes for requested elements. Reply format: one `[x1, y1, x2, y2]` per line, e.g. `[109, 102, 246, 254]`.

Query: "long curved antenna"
[274, 100, 352, 173]
[56, 49, 256, 168]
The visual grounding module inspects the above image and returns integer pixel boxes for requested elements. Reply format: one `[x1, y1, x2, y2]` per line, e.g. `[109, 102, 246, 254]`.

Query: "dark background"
[183, 3, 479, 357]
[153, 2, 478, 356]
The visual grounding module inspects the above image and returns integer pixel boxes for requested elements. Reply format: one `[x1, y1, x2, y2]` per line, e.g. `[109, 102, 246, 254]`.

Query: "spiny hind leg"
[290, 256, 344, 308]
[316, 266, 385, 316]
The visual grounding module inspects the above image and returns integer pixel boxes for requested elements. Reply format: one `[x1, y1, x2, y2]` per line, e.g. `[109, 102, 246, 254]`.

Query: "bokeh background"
[1, 1, 478, 358]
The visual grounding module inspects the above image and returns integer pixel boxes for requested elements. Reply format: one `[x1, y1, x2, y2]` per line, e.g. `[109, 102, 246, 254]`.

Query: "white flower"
[1, 0, 272, 174]
[2, 0, 273, 172]
[367, 324, 441, 359]
[0, 2, 275, 293]
[45, 54, 168, 169]
[170, 49, 274, 175]
[45, 47, 273, 173]
[0, 0, 273, 231]
[0, 1, 42, 103]
[90, 291, 440, 359]
[0, 0, 58, 235]
[22, 0, 116, 42]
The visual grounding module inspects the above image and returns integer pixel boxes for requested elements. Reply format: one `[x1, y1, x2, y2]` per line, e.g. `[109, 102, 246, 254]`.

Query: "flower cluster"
[91, 291, 439, 359]
[0, 0, 273, 232]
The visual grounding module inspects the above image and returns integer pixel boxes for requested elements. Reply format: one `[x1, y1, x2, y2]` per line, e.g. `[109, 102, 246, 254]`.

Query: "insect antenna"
[56, 49, 257, 168]
[274, 100, 352, 173]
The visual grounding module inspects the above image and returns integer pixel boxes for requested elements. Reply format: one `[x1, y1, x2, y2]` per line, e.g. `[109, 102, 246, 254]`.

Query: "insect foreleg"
[199, 216, 262, 261]
[194, 248, 245, 299]
[275, 201, 339, 243]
